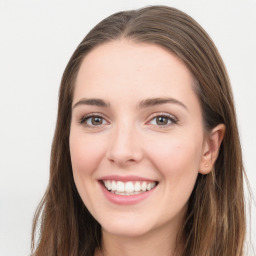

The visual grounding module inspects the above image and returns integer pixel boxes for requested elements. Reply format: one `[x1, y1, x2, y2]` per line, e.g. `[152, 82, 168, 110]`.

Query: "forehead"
[74, 40, 198, 108]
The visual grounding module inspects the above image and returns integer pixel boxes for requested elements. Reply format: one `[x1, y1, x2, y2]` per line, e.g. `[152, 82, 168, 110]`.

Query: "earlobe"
[199, 124, 225, 175]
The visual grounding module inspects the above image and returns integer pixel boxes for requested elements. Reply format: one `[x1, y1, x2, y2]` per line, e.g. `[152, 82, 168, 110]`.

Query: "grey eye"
[90, 116, 104, 125]
[81, 115, 107, 126]
[155, 116, 170, 125]
[149, 116, 173, 126]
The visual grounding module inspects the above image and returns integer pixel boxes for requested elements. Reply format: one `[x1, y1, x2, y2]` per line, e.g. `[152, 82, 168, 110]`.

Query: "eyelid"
[79, 113, 110, 127]
[146, 112, 178, 127]
[77, 112, 178, 128]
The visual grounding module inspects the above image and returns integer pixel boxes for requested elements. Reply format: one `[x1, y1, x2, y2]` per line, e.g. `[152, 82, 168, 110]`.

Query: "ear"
[199, 124, 226, 175]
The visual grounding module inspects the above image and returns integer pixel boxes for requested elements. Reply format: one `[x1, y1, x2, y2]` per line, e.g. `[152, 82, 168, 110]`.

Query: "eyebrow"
[72, 98, 110, 109]
[139, 97, 188, 110]
[72, 97, 188, 110]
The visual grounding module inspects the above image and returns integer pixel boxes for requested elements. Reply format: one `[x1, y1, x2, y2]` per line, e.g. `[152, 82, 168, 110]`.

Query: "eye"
[148, 114, 178, 127]
[80, 114, 107, 127]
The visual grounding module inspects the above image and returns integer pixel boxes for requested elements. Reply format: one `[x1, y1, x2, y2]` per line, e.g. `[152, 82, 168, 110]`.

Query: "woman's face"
[69, 40, 207, 238]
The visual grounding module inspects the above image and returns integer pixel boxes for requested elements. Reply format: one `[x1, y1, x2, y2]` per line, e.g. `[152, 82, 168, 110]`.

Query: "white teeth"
[103, 180, 157, 195]
[106, 180, 111, 190]
[116, 181, 125, 192]
[141, 181, 147, 192]
[134, 181, 141, 192]
[125, 182, 134, 193]
[111, 181, 117, 191]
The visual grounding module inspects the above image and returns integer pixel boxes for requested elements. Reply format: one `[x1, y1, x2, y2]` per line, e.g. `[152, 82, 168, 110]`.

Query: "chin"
[99, 214, 156, 238]
[102, 223, 153, 238]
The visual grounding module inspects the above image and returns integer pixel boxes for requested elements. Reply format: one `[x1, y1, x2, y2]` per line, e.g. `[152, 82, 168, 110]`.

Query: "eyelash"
[147, 113, 178, 127]
[79, 113, 108, 128]
[79, 113, 178, 128]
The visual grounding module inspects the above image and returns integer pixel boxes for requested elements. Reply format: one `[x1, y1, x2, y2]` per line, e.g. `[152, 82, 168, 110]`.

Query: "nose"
[106, 122, 143, 166]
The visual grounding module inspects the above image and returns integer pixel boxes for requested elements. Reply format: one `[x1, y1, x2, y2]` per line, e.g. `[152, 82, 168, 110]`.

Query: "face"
[69, 40, 207, 239]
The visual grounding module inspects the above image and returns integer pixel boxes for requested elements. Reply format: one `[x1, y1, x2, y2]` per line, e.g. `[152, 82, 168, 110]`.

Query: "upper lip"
[99, 175, 157, 182]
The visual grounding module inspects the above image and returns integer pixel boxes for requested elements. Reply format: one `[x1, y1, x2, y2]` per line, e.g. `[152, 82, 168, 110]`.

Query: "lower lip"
[100, 182, 157, 205]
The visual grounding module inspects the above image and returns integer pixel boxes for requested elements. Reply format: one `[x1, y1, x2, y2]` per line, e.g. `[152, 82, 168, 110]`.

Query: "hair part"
[31, 6, 246, 256]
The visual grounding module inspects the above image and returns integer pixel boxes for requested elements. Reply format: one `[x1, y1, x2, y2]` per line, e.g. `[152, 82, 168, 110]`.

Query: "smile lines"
[103, 180, 157, 195]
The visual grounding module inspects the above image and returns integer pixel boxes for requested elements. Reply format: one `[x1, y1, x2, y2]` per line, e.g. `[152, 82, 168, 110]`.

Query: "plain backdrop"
[0, 0, 255, 255]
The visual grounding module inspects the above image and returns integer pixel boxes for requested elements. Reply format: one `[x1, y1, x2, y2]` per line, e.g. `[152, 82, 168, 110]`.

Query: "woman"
[31, 6, 246, 256]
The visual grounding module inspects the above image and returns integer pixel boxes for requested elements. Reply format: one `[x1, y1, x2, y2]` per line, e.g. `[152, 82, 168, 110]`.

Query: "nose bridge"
[107, 118, 142, 165]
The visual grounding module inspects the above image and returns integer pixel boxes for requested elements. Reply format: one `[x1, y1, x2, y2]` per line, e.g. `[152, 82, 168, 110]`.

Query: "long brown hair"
[31, 6, 246, 256]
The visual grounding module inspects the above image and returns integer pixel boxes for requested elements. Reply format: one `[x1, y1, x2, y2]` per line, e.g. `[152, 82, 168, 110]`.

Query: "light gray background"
[0, 0, 255, 255]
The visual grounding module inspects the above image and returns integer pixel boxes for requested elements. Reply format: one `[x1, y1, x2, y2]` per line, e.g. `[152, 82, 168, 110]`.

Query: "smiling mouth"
[102, 180, 158, 195]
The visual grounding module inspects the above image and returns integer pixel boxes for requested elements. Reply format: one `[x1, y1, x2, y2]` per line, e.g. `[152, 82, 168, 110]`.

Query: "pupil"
[157, 117, 167, 125]
[92, 117, 102, 125]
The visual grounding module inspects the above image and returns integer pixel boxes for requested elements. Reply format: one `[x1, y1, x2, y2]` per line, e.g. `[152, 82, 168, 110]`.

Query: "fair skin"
[69, 40, 225, 256]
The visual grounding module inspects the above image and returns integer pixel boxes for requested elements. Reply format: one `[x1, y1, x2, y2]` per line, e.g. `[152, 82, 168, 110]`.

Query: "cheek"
[146, 134, 203, 181]
[69, 133, 106, 176]
[145, 135, 203, 216]
[69, 131, 107, 209]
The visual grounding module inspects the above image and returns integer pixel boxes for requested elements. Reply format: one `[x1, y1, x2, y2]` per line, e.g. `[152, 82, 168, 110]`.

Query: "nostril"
[106, 151, 141, 166]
